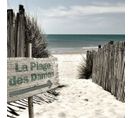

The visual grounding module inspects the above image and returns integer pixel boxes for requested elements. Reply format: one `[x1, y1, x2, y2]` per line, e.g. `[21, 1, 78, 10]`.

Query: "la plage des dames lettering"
[8, 61, 54, 86]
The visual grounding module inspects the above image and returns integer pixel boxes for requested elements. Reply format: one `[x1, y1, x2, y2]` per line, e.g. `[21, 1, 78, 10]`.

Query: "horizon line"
[44, 34, 125, 35]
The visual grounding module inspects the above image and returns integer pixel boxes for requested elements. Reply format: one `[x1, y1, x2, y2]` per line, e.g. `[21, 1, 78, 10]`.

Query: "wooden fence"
[89, 41, 125, 102]
[7, 5, 27, 57]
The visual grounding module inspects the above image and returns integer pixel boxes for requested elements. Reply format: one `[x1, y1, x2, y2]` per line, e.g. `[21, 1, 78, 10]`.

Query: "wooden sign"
[7, 57, 58, 102]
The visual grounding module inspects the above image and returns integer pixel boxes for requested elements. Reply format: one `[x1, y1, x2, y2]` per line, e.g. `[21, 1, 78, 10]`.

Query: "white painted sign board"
[7, 57, 58, 102]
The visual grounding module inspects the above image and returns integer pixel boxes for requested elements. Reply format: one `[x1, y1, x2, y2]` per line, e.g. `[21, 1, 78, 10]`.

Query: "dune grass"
[25, 16, 49, 58]
[78, 51, 94, 79]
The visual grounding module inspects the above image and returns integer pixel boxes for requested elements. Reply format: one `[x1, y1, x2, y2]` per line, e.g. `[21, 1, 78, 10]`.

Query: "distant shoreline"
[49, 47, 98, 54]
[46, 34, 125, 36]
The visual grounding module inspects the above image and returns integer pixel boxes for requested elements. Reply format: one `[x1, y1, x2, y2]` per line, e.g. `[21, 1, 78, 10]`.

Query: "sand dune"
[17, 54, 124, 118]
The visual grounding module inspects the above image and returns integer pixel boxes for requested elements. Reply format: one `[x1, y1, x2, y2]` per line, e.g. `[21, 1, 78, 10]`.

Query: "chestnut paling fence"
[87, 41, 125, 102]
[7, 5, 26, 57]
[7, 5, 48, 58]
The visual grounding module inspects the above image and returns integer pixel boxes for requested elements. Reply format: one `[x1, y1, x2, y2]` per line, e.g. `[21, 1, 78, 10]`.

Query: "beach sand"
[17, 53, 124, 118]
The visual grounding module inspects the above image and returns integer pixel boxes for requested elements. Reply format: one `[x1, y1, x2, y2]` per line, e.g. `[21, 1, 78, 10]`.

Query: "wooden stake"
[28, 43, 32, 58]
[28, 97, 34, 118]
[28, 43, 34, 118]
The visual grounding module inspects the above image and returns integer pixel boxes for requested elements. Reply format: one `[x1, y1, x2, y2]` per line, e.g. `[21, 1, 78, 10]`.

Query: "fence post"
[16, 5, 26, 57]
[7, 9, 15, 57]
[27, 43, 34, 118]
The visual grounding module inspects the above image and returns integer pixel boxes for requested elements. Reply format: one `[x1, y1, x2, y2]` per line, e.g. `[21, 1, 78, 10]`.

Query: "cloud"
[37, 12, 124, 34]
[28, 3, 124, 34]
[7, 0, 125, 34]
[38, 4, 124, 19]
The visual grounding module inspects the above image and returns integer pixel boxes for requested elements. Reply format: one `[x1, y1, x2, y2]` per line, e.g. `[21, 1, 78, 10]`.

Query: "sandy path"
[18, 54, 124, 118]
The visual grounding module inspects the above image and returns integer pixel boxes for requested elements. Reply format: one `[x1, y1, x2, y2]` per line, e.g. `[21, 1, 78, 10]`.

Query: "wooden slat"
[7, 9, 15, 57]
[16, 9, 26, 57]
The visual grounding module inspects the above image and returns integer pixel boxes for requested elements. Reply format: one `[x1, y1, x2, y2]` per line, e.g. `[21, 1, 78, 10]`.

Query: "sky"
[7, 0, 125, 34]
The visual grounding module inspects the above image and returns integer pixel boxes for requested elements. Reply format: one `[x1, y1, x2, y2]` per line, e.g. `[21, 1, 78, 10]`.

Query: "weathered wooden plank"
[92, 51, 96, 82]
[107, 42, 114, 92]
[97, 47, 101, 85]
[15, 5, 26, 57]
[7, 9, 15, 57]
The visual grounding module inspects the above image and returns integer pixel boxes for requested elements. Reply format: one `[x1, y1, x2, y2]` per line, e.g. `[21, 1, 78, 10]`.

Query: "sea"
[44, 34, 125, 54]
